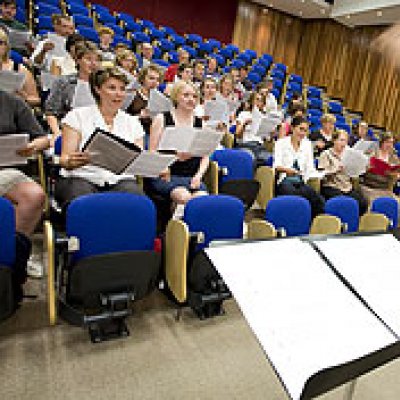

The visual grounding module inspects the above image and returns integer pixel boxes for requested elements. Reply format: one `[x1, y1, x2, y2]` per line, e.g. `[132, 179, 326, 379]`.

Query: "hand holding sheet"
[0, 134, 29, 167]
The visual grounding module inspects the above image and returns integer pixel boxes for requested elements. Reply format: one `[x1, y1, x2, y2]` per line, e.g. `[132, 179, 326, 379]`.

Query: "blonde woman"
[149, 81, 208, 205]
[116, 49, 138, 78]
[0, 28, 40, 106]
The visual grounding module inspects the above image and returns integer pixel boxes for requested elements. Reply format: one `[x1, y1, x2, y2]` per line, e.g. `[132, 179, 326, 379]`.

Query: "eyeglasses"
[0, 40, 7, 46]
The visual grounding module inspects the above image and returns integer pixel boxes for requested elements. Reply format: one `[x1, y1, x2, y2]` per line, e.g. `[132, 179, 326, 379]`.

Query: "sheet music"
[157, 126, 223, 157]
[71, 80, 96, 109]
[250, 106, 263, 137]
[148, 89, 172, 115]
[7, 28, 31, 49]
[84, 132, 140, 174]
[315, 234, 400, 337]
[206, 239, 396, 400]
[353, 139, 378, 154]
[0, 70, 26, 93]
[203, 99, 229, 125]
[40, 72, 58, 91]
[124, 151, 176, 177]
[342, 147, 369, 178]
[0, 134, 29, 167]
[46, 33, 67, 58]
[255, 111, 283, 139]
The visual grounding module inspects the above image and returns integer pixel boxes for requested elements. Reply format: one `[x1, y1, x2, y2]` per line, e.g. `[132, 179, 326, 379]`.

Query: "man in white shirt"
[31, 14, 74, 71]
[140, 42, 154, 68]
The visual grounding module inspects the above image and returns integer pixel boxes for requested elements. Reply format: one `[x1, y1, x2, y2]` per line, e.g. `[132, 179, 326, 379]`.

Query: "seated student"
[116, 49, 138, 79]
[0, 27, 40, 106]
[148, 81, 208, 211]
[55, 67, 144, 210]
[50, 33, 84, 77]
[287, 91, 304, 111]
[360, 132, 400, 206]
[31, 15, 75, 73]
[45, 41, 100, 141]
[139, 42, 154, 68]
[319, 130, 368, 215]
[257, 78, 278, 112]
[0, 90, 50, 302]
[192, 59, 205, 86]
[230, 67, 246, 100]
[351, 121, 377, 153]
[309, 113, 336, 157]
[239, 65, 252, 91]
[126, 63, 163, 141]
[194, 76, 218, 118]
[0, 0, 30, 56]
[206, 56, 219, 79]
[278, 103, 305, 139]
[165, 63, 193, 95]
[235, 91, 271, 166]
[97, 26, 115, 63]
[164, 48, 189, 82]
[274, 116, 325, 217]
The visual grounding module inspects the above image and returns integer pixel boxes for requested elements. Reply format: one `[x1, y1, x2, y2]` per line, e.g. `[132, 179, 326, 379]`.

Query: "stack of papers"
[342, 147, 369, 177]
[203, 99, 229, 126]
[251, 108, 282, 139]
[7, 28, 31, 49]
[71, 80, 96, 109]
[46, 33, 68, 58]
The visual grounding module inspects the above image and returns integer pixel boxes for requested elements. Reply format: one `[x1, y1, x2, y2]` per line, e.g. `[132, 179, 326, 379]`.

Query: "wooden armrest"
[254, 166, 275, 210]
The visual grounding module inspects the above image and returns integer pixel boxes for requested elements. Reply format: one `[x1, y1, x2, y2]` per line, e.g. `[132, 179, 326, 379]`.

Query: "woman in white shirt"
[274, 116, 325, 217]
[194, 76, 218, 118]
[55, 67, 145, 209]
[235, 91, 271, 167]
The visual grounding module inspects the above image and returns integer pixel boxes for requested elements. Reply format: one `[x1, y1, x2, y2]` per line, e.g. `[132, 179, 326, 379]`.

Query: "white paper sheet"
[316, 234, 400, 337]
[148, 89, 172, 115]
[157, 126, 223, 157]
[0, 70, 25, 93]
[71, 80, 96, 109]
[40, 72, 58, 91]
[124, 151, 176, 177]
[7, 28, 31, 49]
[0, 134, 29, 166]
[353, 139, 378, 154]
[342, 147, 369, 178]
[203, 99, 229, 125]
[46, 33, 68, 58]
[206, 239, 396, 400]
[255, 111, 283, 139]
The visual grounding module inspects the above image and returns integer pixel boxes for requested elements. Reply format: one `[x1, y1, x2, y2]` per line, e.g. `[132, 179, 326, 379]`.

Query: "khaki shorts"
[0, 169, 33, 196]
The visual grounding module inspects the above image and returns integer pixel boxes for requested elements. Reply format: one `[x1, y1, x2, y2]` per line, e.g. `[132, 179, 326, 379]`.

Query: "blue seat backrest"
[68, 4, 89, 16]
[183, 195, 244, 249]
[266, 195, 311, 236]
[73, 15, 93, 27]
[0, 197, 15, 268]
[77, 26, 99, 43]
[325, 196, 359, 232]
[35, 2, 61, 16]
[66, 193, 156, 262]
[212, 149, 254, 183]
[371, 197, 398, 228]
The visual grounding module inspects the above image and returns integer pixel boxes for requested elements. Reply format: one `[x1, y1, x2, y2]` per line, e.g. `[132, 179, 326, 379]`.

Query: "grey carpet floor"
[1, 240, 400, 399]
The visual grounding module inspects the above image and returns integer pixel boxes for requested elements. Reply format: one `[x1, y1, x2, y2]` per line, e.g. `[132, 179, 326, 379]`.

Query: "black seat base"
[188, 288, 231, 320]
[87, 318, 130, 343]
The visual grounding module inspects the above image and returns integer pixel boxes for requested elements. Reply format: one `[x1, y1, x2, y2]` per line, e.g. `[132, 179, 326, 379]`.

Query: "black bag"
[0, 266, 15, 321]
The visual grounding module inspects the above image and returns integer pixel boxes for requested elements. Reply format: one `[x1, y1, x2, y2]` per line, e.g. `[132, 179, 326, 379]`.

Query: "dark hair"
[379, 132, 394, 147]
[177, 62, 192, 76]
[1, 0, 16, 6]
[65, 33, 84, 53]
[137, 63, 164, 85]
[89, 67, 128, 103]
[291, 115, 308, 128]
[287, 102, 305, 117]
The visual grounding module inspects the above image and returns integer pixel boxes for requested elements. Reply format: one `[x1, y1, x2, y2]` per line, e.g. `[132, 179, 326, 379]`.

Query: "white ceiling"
[252, 0, 400, 27]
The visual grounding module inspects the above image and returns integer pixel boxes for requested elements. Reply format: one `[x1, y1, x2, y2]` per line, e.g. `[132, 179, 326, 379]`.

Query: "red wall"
[93, 0, 239, 44]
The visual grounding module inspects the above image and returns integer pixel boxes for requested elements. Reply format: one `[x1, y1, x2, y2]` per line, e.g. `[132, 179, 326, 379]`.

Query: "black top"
[163, 111, 202, 177]
[309, 129, 333, 156]
[0, 90, 44, 139]
[126, 91, 152, 135]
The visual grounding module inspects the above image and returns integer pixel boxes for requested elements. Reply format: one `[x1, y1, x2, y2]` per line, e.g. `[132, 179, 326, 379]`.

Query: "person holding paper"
[360, 132, 400, 206]
[351, 121, 378, 154]
[31, 15, 74, 71]
[148, 81, 208, 209]
[165, 63, 193, 96]
[0, 28, 40, 106]
[235, 91, 272, 167]
[126, 64, 163, 144]
[274, 116, 325, 217]
[194, 76, 218, 118]
[319, 130, 368, 215]
[0, 90, 50, 304]
[257, 78, 278, 113]
[98, 26, 115, 63]
[139, 42, 154, 69]
[116, 49, 138, 79]
[309, 113, 335, 157]
[55, 67, 144, 209]
[50, 33, 84, 77]
[278, 103, 306, 139]
[45, 41, 100, 141]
